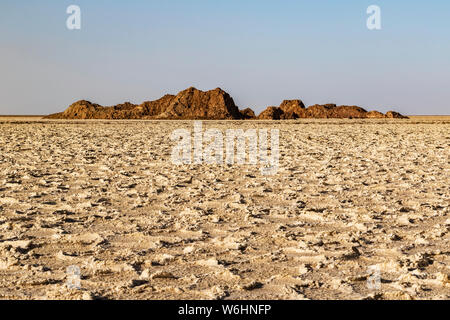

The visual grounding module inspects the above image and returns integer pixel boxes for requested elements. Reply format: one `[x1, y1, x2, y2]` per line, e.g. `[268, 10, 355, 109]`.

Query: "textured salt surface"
[0, 119, 448, 300]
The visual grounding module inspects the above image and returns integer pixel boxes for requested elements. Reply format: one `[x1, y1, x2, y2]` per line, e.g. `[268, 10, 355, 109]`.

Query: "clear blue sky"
[1, 0, 449, 115]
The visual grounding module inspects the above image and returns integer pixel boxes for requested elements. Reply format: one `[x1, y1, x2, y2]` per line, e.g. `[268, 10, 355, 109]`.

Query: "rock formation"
[239, 108, 256, 120]
[279, 100, 306, 118]
[47, 88, 242, 120]
[386, 111, 409, 119]
[154, 87, 242, 120]
[257, 107, 284, 120]
[304, 104, 335, 118]
[257, 102, 408, 120]
[366, 111, 386, 119]
[45, 87, 408, 120]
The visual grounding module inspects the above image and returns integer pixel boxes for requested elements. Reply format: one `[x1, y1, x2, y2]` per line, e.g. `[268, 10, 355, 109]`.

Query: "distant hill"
[45, 87, 408, 120]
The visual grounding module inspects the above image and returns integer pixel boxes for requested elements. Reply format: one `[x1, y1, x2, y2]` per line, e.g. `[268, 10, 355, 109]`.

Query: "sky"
[0, 0, 449, 115]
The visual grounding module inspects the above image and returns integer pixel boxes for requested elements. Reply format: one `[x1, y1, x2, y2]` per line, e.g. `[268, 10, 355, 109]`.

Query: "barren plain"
[0, 118, 448, 300]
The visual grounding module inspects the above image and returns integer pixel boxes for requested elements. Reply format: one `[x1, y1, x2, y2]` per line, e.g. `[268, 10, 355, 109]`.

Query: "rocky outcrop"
[366, 111, 386, 119]
[257, 102, 408, 120]
[258, 100, 306, 120]
[386, 111, 408, 119]
[45, 87, 408, 120]
[155, 87, 241, 120]
[239, 108, 256, 120]
[257, 107, 283, 120]
[279, 100, 306, 118]
[46, 88, 243, 120]
[328, 106, 368, 119]
[45, 100, 108, 119]
[304, 104, 335, 118]
[139, 94, 176, 118]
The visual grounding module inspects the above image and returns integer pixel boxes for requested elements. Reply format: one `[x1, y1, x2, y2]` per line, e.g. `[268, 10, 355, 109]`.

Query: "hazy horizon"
[1, 0, 449, 115]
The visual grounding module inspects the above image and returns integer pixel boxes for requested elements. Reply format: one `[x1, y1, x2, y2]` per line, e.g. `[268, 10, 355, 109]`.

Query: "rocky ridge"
[45, 87, 408, 120]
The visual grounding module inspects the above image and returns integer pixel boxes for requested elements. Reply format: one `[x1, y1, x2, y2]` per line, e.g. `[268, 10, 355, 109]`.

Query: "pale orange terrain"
[0, 118, 448, 300]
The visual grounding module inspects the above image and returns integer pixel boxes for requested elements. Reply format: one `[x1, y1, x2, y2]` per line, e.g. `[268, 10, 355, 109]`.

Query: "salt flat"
[0, 119, 448, 300]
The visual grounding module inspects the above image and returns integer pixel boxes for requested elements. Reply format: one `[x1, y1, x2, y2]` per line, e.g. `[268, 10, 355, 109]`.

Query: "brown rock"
[45, 88, 242, 120]
[58, 100, 107, 119]
[305, 104, 334, 118]
[328, 106, 368, 119]
[46, 100, 145, 120]
[239, 108, 256, 120]
[386, 111, 408, 119]
[366, 111, 386, 119]
[45, 87, 408, 120]
[156, 87, 241, 120]
[139, 94, 176, 118]
[257, 100, 306, 120]
[303, 104, 394, 119]
[257, 107, 283, 120]
[279, 100, 306, 118]
[280, 110, 300, 119]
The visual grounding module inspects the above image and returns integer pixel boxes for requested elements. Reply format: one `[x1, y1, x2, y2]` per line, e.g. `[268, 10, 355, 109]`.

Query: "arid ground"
[0, 118, 448, 300]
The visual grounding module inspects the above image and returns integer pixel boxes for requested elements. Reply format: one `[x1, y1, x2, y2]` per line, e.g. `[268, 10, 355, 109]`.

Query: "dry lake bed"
[0, 118, 448, 300]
